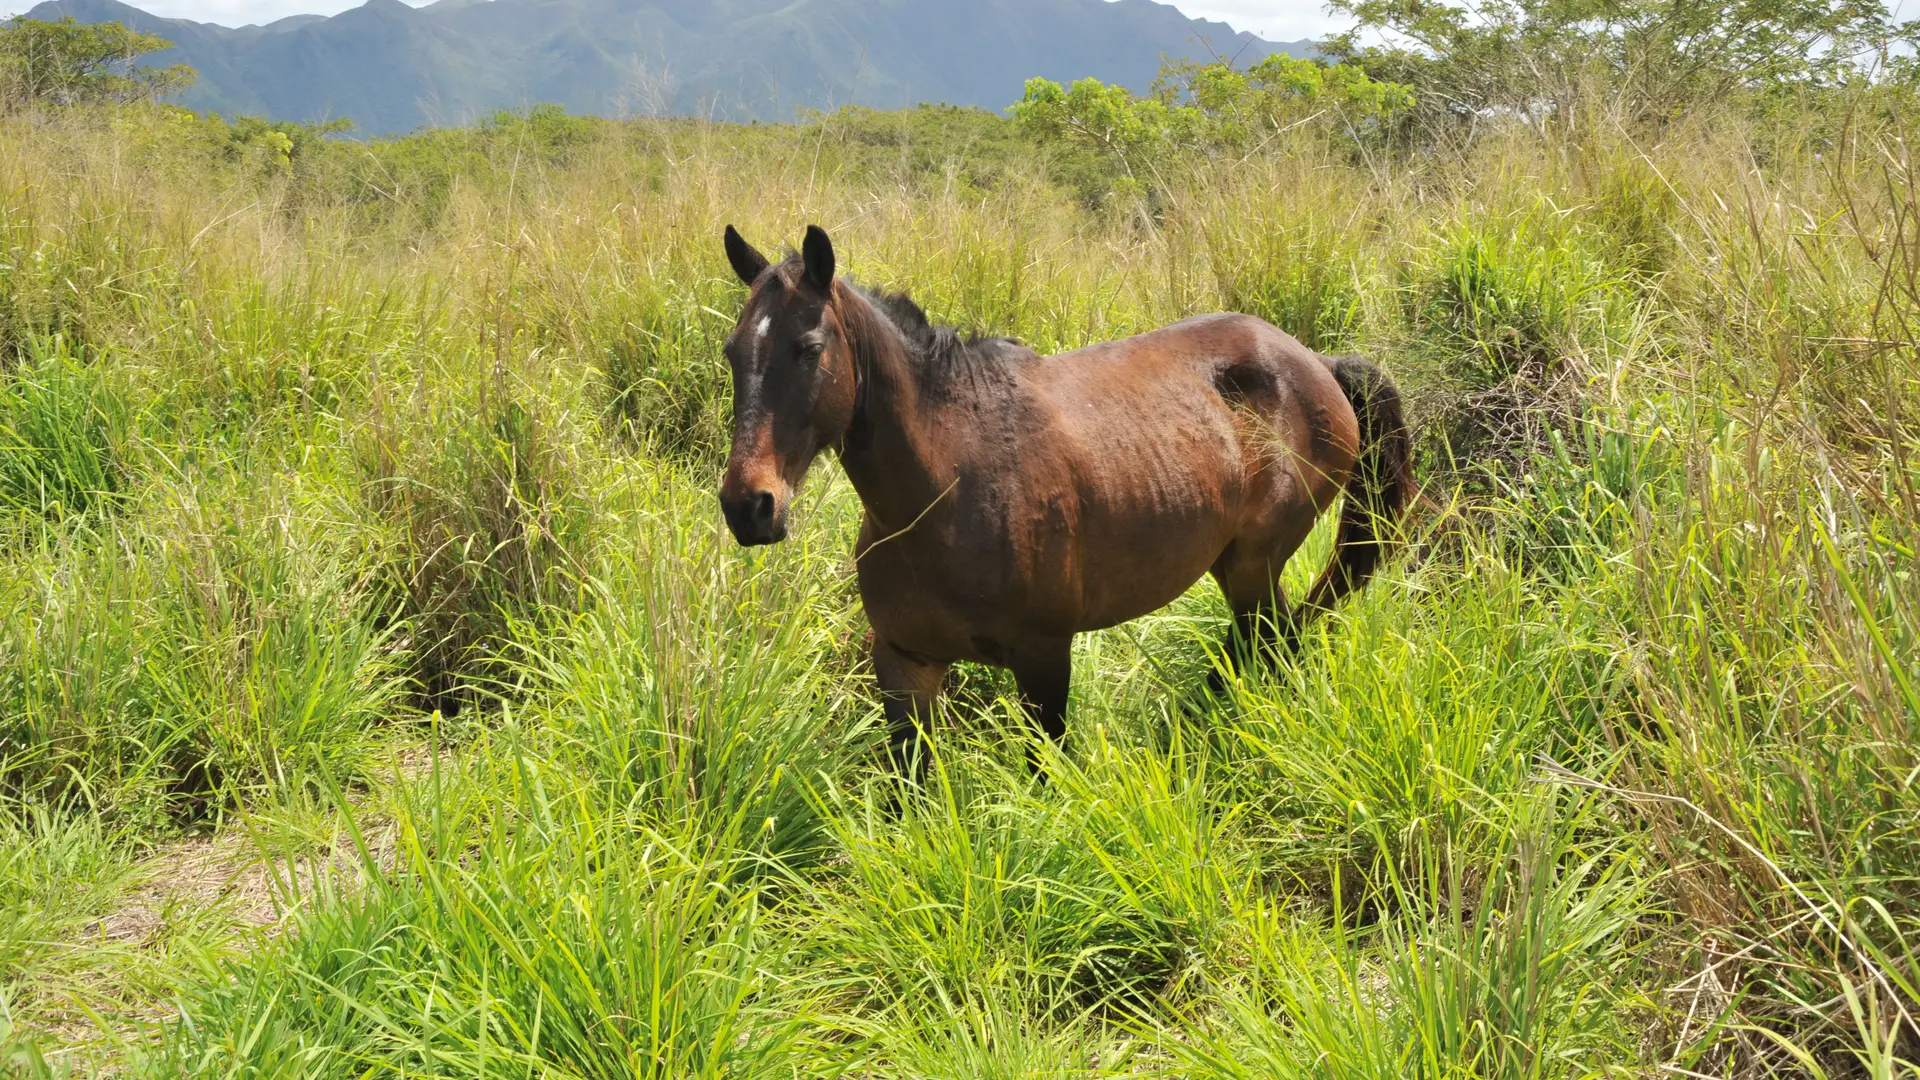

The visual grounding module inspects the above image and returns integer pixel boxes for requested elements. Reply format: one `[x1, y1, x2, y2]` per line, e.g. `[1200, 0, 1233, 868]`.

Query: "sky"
[1178, 0, 1347, 42]
[101, 0, 1348, 43]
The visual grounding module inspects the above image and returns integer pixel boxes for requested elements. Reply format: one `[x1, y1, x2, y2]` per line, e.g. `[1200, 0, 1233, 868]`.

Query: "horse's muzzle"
[721, 489, 787, 546]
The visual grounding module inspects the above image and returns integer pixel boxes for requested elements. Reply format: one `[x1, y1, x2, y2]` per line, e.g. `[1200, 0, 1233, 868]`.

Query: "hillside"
[16, 0, 1307, 133]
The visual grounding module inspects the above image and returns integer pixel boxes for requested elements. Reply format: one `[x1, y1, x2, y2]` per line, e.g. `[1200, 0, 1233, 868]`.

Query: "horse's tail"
[1303, 356, 1413, 620]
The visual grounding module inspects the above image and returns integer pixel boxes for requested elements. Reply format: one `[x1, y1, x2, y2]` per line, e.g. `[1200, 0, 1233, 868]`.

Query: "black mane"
[854, 284, 1036, 385]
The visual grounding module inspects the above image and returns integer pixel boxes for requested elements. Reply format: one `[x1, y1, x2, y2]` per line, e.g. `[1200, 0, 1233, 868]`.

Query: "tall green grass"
[150, 754, 820, 1080]
[0, 340, 127, 524]
[0, 445, 406, 820]
[522, 467, 870, 866]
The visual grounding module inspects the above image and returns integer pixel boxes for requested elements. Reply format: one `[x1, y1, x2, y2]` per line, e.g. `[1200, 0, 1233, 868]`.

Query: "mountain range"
[15, 0, 1308, 136]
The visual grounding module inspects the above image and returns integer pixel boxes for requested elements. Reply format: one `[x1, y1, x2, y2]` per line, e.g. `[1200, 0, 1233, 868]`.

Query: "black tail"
[1303, 356, 1413, 618]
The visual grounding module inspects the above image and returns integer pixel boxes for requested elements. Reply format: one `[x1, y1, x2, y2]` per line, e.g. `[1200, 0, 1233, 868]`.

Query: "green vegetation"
[1324, 0, 1920, 123]
[0, 17, 191, 111]
[0, 33, 1917, 1080]
[1012, 56, 1412, 192]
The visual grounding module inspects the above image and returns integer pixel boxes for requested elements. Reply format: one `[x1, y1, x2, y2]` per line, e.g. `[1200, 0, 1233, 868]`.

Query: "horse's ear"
[802, 225, 835, 291]
[724, 225, 769, 286]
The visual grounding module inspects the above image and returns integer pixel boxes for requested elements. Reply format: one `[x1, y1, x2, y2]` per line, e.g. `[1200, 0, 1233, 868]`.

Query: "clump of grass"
[0, 805, 138, 1028]
[1206, 217, 1365, 353]
[0, 339, 128, 525]
[0, 224, 101, 369]
[598, 280, 737, 462]
[1212, 547, 1620, 872]
[793, 729, 1243, 1018]
[1405, 212, 1635, 484]
[523, 467, 869, 867]
[1413, 215, 1616, 380]
[1170, 797, 1648, 1078]
[0, 466, 406, 823]
[1576, 143, 1680, 281]
[855, 992, 1131, 1079]
[186, 273, 449, 427]
[357, 357, 598, 711]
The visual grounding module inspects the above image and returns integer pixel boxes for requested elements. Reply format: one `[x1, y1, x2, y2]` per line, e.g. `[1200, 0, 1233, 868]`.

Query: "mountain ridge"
[16, 0, 1310, 135]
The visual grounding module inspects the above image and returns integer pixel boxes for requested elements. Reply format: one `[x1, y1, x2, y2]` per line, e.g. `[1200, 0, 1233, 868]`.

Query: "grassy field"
[0, 94, 1917, 1077]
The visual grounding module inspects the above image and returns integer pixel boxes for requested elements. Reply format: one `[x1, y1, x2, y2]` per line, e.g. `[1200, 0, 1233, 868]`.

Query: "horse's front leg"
[872, 637, 950, 777]
[1010, 638, 1072, 773]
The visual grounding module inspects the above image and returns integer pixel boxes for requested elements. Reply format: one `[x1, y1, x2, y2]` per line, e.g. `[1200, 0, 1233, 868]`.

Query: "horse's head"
[717, 224, 859, 546]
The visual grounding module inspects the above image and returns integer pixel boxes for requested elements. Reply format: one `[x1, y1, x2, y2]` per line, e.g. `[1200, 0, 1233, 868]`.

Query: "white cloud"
[131, 0, 379, 26]
[1170, 1, 1351, 43]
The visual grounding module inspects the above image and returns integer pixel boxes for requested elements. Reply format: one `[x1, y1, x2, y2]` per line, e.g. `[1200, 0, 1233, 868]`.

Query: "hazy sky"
[100, 0, 1347, 42]
[1180, 0, 1347, 41]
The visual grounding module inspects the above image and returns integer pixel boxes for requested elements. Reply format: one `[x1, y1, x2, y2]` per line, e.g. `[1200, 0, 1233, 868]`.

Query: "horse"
[716, 224, 1412, 772]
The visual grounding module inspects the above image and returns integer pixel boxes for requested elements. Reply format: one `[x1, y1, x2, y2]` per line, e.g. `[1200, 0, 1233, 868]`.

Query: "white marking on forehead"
[754, 316, 772, 342]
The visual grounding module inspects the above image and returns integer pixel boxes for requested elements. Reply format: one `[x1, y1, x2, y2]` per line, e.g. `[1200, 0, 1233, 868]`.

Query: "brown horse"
[717, 225, 1412, 771]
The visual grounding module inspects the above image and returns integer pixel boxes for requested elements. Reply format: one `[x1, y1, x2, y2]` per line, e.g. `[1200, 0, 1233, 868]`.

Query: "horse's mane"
[845, 281, 1034, 391]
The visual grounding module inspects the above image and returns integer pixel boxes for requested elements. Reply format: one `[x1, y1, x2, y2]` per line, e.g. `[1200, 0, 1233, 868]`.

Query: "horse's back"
[1039, 313, 1333, 404]
[1031, 313, 1353, 472]
[974, 313, 1356, 630]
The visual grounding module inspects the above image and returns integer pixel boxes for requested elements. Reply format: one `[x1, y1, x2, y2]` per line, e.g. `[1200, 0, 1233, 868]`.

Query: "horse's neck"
[836, 307, 956, 533]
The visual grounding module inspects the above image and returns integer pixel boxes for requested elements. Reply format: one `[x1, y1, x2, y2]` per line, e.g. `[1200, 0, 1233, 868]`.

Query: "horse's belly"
[857, 503, 1225, 661]
[859, 395, 1259, 660]
[1065, 503, 1234, 630]
[1056, 409, 1250, 629]
[983, 443, 1240, 636]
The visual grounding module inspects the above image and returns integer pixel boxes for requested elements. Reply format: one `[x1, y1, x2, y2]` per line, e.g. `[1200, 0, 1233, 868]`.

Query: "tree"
[1009, 76, 1204, 189]
[1154, 54, 1416, 146]
[1009, 58, 1412, 192]
[0, 16, 194, 110]
[1321, 0, 1919, 125]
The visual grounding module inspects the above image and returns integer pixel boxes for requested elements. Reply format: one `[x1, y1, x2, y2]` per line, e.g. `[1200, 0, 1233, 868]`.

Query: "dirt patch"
[26, 814, 406, 1070]
[105, 817, 403, 947]
[98, 750, 437, 954]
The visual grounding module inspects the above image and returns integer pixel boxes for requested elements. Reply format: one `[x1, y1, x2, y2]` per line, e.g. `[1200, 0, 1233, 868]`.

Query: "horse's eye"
[798, 343, 824, 364]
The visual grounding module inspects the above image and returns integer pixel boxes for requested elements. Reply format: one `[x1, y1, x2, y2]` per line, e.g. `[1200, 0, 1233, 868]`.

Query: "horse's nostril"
[721, 487, 783, 546]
